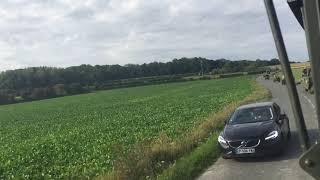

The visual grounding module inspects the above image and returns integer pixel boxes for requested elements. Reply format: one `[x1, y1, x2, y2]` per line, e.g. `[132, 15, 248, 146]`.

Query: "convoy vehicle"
[273, 73, 281, 82]
[281, 74, 286, 85]
[263, 70, 271, 80]
[218, 102, 290, 159]
[272, 71, 286, 85]
[302, 67, 313, 93]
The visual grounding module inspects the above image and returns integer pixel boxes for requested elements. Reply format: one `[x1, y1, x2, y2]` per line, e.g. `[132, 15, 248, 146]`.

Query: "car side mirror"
[277, 114, 286, 125]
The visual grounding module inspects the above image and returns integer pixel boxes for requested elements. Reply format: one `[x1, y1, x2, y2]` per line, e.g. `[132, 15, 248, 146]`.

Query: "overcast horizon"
[0, 0, 309, 71]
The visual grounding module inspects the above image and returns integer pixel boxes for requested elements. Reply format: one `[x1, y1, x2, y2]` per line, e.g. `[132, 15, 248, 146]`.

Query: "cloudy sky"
[0, 0, 308, 71]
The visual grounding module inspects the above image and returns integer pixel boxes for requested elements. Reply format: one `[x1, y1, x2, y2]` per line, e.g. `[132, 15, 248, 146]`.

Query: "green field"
[0, 77, 253, 178]
[292, 68, 303, 82]
[291, 63, 310, 82]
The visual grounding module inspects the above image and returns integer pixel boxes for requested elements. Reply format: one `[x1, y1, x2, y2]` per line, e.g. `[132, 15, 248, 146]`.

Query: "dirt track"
[198, 78, 319, 180]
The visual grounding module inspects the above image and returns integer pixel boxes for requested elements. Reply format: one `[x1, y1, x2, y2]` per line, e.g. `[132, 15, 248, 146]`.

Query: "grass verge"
[103, 77, 271, 180]
[157, 133, 220, 180]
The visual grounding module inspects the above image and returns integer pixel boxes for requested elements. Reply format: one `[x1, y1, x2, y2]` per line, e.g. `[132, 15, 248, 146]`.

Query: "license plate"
[236, 148, 255, 154]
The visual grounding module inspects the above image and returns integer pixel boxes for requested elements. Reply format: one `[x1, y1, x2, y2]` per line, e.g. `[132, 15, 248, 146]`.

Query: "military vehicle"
[272, 71, 285, 85]
[273, 73, 281, 82]
[281, 74, 286, 85]
[301, 67, 313, 93]
[273, 72, 280, 82]
[263, 70, 271, 80]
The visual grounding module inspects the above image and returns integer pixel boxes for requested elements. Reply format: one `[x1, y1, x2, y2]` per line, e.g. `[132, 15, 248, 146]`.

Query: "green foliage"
[219, 72, 246, 78]
[158, 133, 220, 180]
[0, 58, 278, 105]
[0, 77, 252, 178]
[292, 68, 304, 82]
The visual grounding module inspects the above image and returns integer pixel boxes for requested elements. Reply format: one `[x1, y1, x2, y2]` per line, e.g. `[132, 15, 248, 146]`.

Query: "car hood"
[223, 120, 275, 140]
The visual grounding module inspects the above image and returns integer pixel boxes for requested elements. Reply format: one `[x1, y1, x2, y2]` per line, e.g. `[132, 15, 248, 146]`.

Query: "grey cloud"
[0, 0, 309, 71]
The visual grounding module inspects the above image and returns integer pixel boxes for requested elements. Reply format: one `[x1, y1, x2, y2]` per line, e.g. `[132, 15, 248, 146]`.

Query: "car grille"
[228, 139, 260, 148]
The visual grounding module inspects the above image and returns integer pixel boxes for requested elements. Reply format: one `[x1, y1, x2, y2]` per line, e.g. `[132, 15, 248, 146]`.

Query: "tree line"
[0, 57, 280, 104]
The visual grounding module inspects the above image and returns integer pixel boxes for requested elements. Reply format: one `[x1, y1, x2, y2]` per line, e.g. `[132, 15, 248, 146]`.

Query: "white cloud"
[0, 0, 308, 71]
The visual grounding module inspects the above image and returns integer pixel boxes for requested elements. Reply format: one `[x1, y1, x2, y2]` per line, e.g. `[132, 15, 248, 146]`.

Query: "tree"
[52, 84, 67, 97]
[0, 57, 279, 105]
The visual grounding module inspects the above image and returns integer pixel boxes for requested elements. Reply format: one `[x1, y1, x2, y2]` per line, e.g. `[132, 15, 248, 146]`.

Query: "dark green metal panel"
[265, 0, 320, 179]
[300, 143, 320, 179]
[300, 1, 320, 178]
[303, 0, 320, 132]
[287, 0, 304, 28]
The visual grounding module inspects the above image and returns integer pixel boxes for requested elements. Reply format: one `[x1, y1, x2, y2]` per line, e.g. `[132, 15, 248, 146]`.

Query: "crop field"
[291, 62, 310, 82]
[0, 77, 253, 178]
[292, 68, 303, 82]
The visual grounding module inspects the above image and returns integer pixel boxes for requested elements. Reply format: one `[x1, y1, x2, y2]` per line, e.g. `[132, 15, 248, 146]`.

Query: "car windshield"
[229, 106, 274, 125]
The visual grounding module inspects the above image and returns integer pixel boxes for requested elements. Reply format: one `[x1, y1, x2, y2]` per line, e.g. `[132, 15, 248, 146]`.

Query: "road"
[198, 78, 319, 180]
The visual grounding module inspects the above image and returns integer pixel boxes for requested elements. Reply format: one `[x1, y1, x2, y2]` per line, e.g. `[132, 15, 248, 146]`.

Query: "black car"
[218, 102, 291, 158]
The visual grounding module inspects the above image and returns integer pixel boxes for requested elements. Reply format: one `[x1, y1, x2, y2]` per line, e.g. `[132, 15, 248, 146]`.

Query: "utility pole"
[200, 59, 204, 76]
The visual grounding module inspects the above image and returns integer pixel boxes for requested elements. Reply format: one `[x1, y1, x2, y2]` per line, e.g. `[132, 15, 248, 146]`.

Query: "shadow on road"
[234, 129, 319, 163]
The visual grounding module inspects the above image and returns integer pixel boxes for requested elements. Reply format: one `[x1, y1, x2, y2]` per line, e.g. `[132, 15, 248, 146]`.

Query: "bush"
[0, 92, 14, 104]
[66, 83, 84, 94]
[219, 72, 245, 78]
[30, 88, 50, 100]
[52, 84, 67, 96]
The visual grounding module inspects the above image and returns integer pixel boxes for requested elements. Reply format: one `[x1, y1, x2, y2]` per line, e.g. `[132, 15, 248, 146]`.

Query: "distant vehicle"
[273, 72, 281, 82]
[272, 71, 286, 85]
[302, 67, 313, 93]
[281, 75, 286, 85]
[263, 70, 271, 80]
[218, 102, 291, 159]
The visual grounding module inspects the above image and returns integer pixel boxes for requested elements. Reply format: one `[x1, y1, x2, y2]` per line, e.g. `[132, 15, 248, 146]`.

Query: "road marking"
[303, 95, 316, 109]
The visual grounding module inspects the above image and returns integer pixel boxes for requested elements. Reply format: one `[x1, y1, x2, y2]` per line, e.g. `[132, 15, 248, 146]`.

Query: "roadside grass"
[157, 133, 220, 180]
[291, 62, 310, 83]
[104, 77, 271, 180]
[292, 68, 303, 83]
[291, 62, 310, 68]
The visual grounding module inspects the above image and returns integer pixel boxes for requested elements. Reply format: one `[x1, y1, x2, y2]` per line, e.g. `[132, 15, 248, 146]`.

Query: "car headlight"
[265, 130, 279, 140]
[218, 135, 229, 149]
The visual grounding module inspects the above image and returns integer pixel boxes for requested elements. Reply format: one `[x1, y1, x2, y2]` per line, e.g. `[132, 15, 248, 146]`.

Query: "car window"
[229, 106, 274, 125]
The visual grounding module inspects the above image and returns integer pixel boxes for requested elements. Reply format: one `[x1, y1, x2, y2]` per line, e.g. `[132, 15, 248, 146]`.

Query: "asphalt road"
[198, 78, 319, 180]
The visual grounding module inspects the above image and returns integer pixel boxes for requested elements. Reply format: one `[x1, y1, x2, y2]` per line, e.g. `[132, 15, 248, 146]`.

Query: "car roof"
[236, 102, 274, 110]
